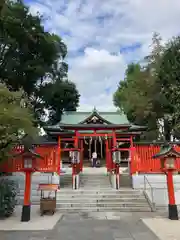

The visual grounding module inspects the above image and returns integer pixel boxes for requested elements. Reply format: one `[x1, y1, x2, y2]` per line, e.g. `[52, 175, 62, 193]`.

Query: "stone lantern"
[153, 143, 180, 220]
[13, 136, 43, 222]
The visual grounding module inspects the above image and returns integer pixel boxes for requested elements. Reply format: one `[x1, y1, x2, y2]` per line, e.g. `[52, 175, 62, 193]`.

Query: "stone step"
[80, 184, 110, 185]
[19, 189, 142, 195]
[18, 192, 143, 198]
[18, 194, 145, 201]
[45, 199, 148, 204]
[80, 179, 110, 181]
[80, 181, 110, 183]
[57, 188, 141, 192]
[54, 206, 151, 212]
[80, 185, 110, 187]
[80, 181, 110, 182]
[18, 199, 150, 210]
[18, 195, 146, 202]
[17, 201, 151, 212]
[55, 203, 150, 208]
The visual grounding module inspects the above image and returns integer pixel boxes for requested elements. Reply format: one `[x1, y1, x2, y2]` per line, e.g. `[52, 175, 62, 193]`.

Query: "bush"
[0, 178, 18, 218]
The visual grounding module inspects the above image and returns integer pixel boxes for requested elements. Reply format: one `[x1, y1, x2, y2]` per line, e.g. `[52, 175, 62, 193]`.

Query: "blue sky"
[25, 0, 180, 111]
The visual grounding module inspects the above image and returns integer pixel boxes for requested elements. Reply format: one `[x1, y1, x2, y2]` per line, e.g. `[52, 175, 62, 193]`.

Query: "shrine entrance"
[43, 123, 141, 190]
[83, 137, 106, 164]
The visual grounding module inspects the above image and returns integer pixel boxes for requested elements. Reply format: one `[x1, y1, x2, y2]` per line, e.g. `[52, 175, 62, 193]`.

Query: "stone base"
[21, 205, 31, 222]
[168, 204, 179, 220]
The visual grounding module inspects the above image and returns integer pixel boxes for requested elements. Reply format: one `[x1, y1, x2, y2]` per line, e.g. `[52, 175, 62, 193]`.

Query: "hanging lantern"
[71, 150, 80, 164]
[112, 150, 121, 164]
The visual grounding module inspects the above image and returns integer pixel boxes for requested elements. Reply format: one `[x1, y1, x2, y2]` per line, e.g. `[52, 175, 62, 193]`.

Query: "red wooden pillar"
[129, 136, 133, 174]
[21, 170, 32, 222]
[57, 136, 61, 190]
[74, 130, 78, 148]
[112, 131, 117, 170]
[112, 130, 117, 148]
[58, 136, 61, 175]
[166, 169, 178, 220]
[167, 170, 176, 205]
[72, 131, 79, 188]
[105, 138, 109, 172]
[80, 139, 83, 172]
[108, 137, 113, 170]
[72, 131, 78, 176]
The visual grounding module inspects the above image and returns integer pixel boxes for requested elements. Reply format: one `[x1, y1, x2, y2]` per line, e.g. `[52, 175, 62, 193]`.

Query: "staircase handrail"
[143, 175, 156, 211]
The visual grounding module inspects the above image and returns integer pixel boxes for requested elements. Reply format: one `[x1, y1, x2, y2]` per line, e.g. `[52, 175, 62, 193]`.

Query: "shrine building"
[39, 107, 145, 170]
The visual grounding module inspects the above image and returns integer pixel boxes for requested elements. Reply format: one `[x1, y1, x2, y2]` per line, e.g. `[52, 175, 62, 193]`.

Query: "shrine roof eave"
[130, 125, 147, 131]
[117, 131, 142, 136]
[47, 131, 142, 136]
[44, 123, 131, 131]
[135, 141, 180, 145]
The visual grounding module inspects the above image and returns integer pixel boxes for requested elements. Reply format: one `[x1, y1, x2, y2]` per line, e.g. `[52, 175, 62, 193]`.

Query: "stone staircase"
[120, 173, 133, 188]
[53, 188, 152, 212]
[80, 173, 110, 188]
[17, 171, 152, 212]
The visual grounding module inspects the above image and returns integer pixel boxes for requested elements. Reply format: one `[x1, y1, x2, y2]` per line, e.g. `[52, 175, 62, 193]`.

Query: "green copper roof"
[60, 108, 129, 125]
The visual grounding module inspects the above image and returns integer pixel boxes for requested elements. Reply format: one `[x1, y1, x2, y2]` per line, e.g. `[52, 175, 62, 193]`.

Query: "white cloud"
[68, 48, 125, 110]
[26, 0, 180, 110]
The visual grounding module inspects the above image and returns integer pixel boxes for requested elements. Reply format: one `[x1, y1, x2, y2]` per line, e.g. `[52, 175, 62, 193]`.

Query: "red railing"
[1, 146, 58, 173]
[131, 145, 180, 174]
[2, 144, 180, 174]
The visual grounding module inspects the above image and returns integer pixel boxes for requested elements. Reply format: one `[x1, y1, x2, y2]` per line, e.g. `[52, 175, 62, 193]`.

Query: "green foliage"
[113, 33, 166, 140]
[114, 32, 180, 140]
[0, 0, 60, 93]
[158, 36, 180, 139]
[0, 83, 37, 162]
[43, 79, 80, 125]
[0, 0, 79, 126]
[0, 178, 18, 218]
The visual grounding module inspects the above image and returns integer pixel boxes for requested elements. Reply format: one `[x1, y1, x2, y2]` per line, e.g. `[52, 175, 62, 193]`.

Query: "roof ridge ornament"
[93, 106, 98, 113]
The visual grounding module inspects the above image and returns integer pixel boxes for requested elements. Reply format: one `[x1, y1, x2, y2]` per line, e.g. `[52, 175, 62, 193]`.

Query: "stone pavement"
[143, 218, 180, 240]
[1, 212, 161, 240]
[0, 206, 63, 231]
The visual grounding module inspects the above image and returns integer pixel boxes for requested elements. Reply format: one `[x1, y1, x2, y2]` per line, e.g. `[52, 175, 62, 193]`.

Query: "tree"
[113, 63, 141, 123]
[42, 79, 80, 125]
[0, 0, 5, 15]
[113, 33, 165, 140]
[0, 83, 37, 162]
[0, 0, 79, 126]
[0, 1, 64, 93]
[157, 36, 180, 140]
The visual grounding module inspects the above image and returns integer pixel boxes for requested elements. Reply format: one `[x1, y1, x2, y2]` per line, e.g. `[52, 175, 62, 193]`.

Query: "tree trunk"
[0, 0, 5, 16]
[164, 119, 171, 141]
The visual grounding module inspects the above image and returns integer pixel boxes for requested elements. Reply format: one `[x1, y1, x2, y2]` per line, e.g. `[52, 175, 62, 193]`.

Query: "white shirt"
[92, 152, 97, 158]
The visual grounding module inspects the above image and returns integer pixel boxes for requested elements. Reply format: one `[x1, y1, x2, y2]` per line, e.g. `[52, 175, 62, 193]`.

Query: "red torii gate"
[52, 123, 137, 184]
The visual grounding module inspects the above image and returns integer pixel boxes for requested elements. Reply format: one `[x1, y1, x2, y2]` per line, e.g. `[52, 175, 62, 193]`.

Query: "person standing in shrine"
[69, 151, 73, 164]
[92, 151, 97, 167]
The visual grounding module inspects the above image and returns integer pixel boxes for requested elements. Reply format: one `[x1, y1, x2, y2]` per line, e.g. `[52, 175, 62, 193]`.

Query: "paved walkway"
[143, 218, 180, 240]
[1, 212, 161, 240]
